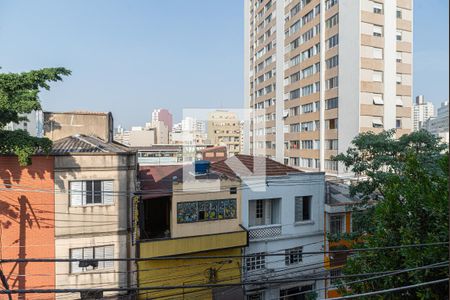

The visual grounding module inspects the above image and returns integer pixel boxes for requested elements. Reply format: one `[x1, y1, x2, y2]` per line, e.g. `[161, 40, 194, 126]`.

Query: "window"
[373, 95, 384, 105]
[396, 52, 403, 63]
[325, 0, 338, 10]
[325, 139, 338, 150]
[396, 119, 402, 129]
[373, 25, 383, 37]
[396, 30, 402, 41]
[326, 77, 339, 90]
[329, 215, 344, 234]
[70, 245, 114, 273]
[326, 55, 339, 69]
[325, 160, 338, 171]
[396, 9, 402, 19]
[246, 252, 265, 271]
[372, 118, 383, 128]
[372, 71, 383, 82]
[285, 247, 303, 265]
[290, 71, 301, 83]
[330, 268, 342, 285]
[230, 187, 237, 194]
[301, 121, 314, 132]
[373, 2, 383, 14]
[301, 140, 314, 150]
[69, 180, 113, 206]
[373, 47, 383, 59]
[247, 292, 264, 300]
[326, 14, 339, 28]
[325, 97, 338, 110]
[396, 74, 402, 84]
[295, 196, 311, 222]
[290, 89, 300, 100]
[326, 118, 338, 129]
[327, 34, 339, 49]
[249, 199, 281, 226]
[302, 103, 314, 114]
[177, 199, 237, 223]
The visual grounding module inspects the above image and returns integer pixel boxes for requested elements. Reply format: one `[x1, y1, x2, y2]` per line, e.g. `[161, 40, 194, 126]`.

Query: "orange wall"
[0, 156, 55, 299]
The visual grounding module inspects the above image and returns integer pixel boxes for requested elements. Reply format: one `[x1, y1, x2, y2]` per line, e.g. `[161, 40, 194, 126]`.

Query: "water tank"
[194, 160, 211, 175]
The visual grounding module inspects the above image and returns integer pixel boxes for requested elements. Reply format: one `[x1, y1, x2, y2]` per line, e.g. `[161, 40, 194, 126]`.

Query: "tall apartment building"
[244, 0, 413, 174]
[151, 108, 173, 132]
[413, 95, 435, 131]
[424, 100, 449, 143]
[207, 110, 241, 156]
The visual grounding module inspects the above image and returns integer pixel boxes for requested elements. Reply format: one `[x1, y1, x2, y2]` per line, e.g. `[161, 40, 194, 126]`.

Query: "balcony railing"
[249, 224, 282, 240]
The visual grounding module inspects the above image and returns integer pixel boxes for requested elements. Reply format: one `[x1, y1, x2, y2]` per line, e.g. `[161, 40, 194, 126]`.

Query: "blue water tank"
[194, 160, 211, 175]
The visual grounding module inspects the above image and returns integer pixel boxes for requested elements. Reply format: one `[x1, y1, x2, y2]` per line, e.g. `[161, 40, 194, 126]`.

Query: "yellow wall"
[137, 247, 242, 300]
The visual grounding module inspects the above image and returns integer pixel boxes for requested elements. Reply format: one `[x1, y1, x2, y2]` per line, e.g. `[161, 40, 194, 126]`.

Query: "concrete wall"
[53, 153, 136, 299]
[0, 156, 55, 299]
[44, 112, 113, 142]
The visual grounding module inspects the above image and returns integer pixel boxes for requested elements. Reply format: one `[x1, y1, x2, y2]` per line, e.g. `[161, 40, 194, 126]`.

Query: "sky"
[0, 0, 448, 128]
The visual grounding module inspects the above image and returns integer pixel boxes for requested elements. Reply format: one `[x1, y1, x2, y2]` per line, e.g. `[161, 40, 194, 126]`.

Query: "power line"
[0, 241, 447, 264]
[0, 263, 447, 295]
[326, 278, 449, 300]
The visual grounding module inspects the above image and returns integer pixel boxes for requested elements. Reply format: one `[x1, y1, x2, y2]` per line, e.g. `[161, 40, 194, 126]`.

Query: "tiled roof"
[51, 134, 131, 154]
[211, 154, 302, 178]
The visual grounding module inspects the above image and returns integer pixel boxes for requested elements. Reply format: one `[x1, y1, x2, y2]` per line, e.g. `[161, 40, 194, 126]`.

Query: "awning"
[372, 119, 383, 126]
[373, 97, 384, 105]
[396, 97, 404, 106]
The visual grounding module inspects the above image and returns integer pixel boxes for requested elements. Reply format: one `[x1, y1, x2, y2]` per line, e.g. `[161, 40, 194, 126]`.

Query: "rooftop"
[51, 134, 132, 154]
[211, 154, 302, 178]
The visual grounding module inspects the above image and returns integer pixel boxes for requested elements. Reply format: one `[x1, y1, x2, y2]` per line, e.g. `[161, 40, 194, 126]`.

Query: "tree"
[334, 130, 449, 299]
[0, 68, 71, 165]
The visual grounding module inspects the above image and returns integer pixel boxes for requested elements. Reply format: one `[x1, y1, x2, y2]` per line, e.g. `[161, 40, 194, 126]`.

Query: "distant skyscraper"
[207, 110, 241, 156]
[152, 108, 173, 132]
[244, 0, 413, 174]
[424, 100, 449, 143]
[4, 110, 43, 137]
[413, 95, 435, 131]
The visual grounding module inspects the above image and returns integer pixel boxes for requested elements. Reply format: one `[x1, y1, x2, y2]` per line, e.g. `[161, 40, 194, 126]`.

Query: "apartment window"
[373, 25, 383, 37]
[372, 118, 383, 128]
[325, 97, 338, 110]
[290, 140, 300, 150]
[373, 2, 383, 14]
[290, 123, 301, 133]
[69, 180, 113, 206]
[372, 71, 383, 82]
[326, 14, 339, 28]
[295, 196, 311, 222]
[326, 55, 339, 69]
[325, 139, 338, 150]
[329, 215, 344, 234]
[373, 95, 384, 105]
[325, 160, 338, 171]
[396, 52, 403, 63]
[301, 84, 315, 96]
[300, 157, 314, 168]
[70, 245, 114, 273]
[396, 119, 402, 129]
[290, 55, 301, 67]
[325, 0, 338, 10]
[249, 199, 281, 226]
[301, 140, 314, 150]
[246, 252, 266, 271]
[280, 285, 313, 298]
[373, 47, 383, 59]
[396, 30, 403, 41]
[326, 118, 338, 129]
[285, 247, 303, 265]
[302, 103, 314, 114]
[326, 77, 339, 90]
[302, 65, 314, 78]
[301, 121, 314, 132]
[396, 74, 402, 84]
[396, 96, 404, 107]
[290, 157, 300, 166]
[290, 89, 300, 100]
[327, 34, 339, 49]
[396, 9, 402, 19]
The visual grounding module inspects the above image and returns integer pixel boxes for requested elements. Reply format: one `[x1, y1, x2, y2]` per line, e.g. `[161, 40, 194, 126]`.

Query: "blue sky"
[0, 0, 448, 128]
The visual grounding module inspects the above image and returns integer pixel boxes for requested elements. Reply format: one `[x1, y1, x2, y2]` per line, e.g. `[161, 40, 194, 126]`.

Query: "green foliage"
[0, 68, 70, 165]
[333, 130, 449, 299]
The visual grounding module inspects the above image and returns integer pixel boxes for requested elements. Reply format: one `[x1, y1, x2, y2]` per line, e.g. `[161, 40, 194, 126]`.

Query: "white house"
[212, 155, 326, 300]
